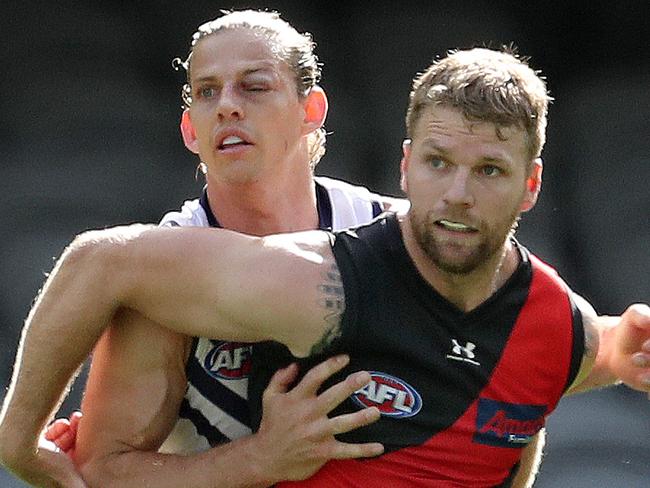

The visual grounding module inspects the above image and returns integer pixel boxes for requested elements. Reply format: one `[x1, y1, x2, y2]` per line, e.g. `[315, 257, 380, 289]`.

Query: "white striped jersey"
[157, 177, 407, 454]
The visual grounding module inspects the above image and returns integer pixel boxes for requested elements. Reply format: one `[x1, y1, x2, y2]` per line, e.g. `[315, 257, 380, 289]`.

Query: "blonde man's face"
[186, 29, 308, 184]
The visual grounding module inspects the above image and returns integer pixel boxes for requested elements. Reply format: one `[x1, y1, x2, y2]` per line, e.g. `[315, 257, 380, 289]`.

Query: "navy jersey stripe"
[371, 200, 383, 218]
[199, 188, 221, 228]
[315, 181, 333, 230]
[178, 398, 230, 447]
[185, 355, 251, 426]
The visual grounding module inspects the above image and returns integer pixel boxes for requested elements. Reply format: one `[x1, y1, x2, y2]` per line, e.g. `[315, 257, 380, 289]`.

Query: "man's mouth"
[435, 219, 477, 233]
[218, 135, 251, 150]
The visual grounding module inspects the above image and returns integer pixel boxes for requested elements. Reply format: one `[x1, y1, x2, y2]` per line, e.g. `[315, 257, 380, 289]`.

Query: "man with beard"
[1, 47, 648, 487]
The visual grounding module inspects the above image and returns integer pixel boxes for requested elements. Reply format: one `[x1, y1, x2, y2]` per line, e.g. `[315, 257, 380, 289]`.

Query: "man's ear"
[302, 86, 328, 134]
[521, 158, 543, 212]
[400, 139, 412, 193]
[180, 110, 199, 154]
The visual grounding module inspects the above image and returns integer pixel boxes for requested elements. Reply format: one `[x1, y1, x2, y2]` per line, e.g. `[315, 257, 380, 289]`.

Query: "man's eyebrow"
[480, 155, 510, 164]
[421, 140, 513, 165]
[242, 66, 278, 77]
[193, 64, 279, 84]
[420, 140, 450, 155]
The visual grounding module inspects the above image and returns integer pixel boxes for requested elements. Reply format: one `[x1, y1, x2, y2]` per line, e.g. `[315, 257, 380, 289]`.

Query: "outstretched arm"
[566, 298, 650, 395]
[0, 224, 337, 486]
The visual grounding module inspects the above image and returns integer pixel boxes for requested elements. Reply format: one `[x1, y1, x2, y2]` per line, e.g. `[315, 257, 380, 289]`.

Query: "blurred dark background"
[1, 0, 648, 486]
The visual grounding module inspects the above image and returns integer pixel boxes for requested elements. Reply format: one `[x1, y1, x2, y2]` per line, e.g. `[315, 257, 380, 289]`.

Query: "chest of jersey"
[275, 217, 582, 487]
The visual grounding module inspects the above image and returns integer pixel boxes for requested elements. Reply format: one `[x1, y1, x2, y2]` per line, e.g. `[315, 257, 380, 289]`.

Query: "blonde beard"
[409, 209, 521, 276]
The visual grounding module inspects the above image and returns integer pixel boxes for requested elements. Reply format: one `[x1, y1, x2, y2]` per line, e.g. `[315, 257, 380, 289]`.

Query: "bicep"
[75, 309, 189, 470]
[117, 227, 336, 357]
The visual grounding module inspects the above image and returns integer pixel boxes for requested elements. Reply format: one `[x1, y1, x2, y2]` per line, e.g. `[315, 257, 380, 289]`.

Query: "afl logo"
[203, 342, 252, 380]
[351, 371, 422, 418]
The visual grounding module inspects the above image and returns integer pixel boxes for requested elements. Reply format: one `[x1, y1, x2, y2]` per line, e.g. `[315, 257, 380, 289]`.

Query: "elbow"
[60, 224, 155, 304]
[65, 224, 156, 267]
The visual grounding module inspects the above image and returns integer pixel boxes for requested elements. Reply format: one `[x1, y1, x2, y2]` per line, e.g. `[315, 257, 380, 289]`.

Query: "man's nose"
[443, 168, 474, 207]
[216, 85, 243, 121]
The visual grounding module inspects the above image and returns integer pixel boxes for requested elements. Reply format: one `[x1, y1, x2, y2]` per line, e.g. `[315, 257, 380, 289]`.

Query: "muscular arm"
[0, 225, 338, 486]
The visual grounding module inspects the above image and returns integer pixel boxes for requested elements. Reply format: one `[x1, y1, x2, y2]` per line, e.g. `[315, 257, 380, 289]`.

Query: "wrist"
[244, 431, 283, 487]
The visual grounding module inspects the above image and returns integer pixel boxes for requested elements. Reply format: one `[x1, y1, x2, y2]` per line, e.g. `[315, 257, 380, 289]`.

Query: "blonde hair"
[406, 48, 551, 160]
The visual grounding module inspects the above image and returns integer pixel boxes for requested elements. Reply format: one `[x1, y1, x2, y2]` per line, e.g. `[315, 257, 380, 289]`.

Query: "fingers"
[329, 406, 381, 435]
[316, 371, 372, 414]
[264, 363, 299, 396]
[625, 303, 650, 325]
[328, 439, 384, 460]
[615, 304, 650, 356]
[44, 418, 71, 441]
[69, 411, 83, 428]
[43, 414, 82, 453]
[69, 411, 82, 440]
[54, 429, 77, 453]
[290, 355, 350, 397]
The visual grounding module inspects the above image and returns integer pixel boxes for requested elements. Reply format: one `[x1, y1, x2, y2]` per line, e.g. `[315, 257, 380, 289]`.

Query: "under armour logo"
[447, 339, 480, 366]
[452, 339, 476, 358]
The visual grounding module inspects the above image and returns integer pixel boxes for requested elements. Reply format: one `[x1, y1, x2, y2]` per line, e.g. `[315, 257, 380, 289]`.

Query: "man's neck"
[400, 216, 519, 312]
[205, 172, 319, 236]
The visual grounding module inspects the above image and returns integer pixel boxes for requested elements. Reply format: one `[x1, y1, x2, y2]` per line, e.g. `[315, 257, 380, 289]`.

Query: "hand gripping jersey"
[250, 213, 584, 488]
[156, 177, 404, 454]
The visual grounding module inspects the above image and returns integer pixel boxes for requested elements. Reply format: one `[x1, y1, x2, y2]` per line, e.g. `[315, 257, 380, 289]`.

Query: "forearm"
[81, 435, 278, 488]
[0, 238, 119, 469]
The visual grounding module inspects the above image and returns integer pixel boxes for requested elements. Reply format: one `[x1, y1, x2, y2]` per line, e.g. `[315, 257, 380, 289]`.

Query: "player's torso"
[158, 177, 393, 453]
[267, 214, 583, 487]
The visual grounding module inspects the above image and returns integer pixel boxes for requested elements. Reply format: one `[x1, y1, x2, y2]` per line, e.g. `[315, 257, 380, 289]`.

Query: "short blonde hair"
[406, 48, 551, 160]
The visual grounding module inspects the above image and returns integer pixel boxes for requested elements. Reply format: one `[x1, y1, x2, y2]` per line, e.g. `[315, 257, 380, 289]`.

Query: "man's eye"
[428, 158, 446, 169]
[244, 84, 269, 92]
[480, 165, 502, 177]
[199, 87, 216, 98]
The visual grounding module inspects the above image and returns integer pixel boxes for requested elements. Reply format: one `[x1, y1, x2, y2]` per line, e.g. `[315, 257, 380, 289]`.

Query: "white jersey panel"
[158, 198, 210, 228]
[160, 179, 394, 454]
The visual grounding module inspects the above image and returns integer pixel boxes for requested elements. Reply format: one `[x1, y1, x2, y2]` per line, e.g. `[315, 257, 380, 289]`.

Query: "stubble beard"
[409, 209, 521, 275]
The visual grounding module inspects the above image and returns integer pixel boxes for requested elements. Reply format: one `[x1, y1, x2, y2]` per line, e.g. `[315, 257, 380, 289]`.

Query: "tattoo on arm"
[583, 315, 599, 360]
[309, 264, 345, 356]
